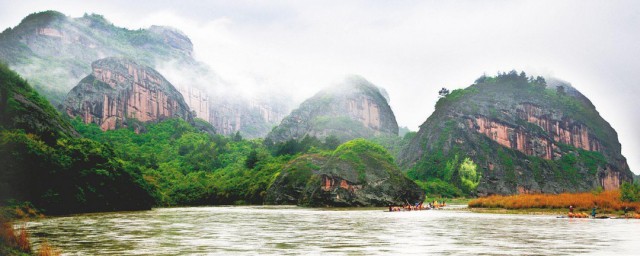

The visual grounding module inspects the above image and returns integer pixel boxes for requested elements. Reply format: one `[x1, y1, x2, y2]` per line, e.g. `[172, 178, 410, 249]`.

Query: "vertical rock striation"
[64, 57, 193, 130]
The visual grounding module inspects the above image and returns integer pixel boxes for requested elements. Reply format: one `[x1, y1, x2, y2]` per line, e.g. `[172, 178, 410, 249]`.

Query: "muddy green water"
[24, 206, 640, 255]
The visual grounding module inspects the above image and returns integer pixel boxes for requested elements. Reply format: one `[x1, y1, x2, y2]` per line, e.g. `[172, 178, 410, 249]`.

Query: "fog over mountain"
[1, 0, 638, 174]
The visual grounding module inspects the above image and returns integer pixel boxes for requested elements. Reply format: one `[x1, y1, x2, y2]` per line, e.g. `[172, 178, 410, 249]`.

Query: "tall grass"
[1, 216, 62, 255]
[468, 190, 640, 213]
[1, 217, 31, 253]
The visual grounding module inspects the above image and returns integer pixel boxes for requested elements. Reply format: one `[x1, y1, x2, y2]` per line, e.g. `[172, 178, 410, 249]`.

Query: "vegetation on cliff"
[265, 139, 424, 206]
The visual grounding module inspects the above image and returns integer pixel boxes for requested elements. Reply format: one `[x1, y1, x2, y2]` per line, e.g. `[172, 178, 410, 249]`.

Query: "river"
[23, 206, 640, 255]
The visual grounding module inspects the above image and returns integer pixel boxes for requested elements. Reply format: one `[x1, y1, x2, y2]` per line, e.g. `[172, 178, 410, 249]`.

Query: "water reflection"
[25, 206, 640, 255]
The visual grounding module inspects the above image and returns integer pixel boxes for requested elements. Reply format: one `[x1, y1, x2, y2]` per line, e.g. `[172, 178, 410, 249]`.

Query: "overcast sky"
[1, 0, 638, 174]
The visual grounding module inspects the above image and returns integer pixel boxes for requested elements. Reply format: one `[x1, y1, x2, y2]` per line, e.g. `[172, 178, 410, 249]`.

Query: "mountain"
[0, 63, 154, 214]
[398, 71, 633, 196]
[265, 139, 424, 206]
[0, 11, 193, 104]
[266, 76, 398, 144]
[63, 57, 193, 130]
[0, 10, 290, 137]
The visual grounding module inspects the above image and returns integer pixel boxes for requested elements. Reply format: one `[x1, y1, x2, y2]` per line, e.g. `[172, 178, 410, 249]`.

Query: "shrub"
[621, 182, 640, 202]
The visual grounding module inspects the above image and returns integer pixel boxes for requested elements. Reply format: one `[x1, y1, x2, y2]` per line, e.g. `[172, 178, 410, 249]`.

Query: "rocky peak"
[266, 76, 398, 143]
[399, 71, 633, 195]
[64, 57, 193, 130]
[17, 10, 67, 29]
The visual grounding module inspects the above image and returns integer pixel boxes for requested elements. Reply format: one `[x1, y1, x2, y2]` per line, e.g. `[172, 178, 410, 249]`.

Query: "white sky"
[1, 0, 638, 174]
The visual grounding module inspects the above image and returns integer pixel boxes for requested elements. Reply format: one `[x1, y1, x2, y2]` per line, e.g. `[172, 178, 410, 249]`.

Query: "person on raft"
[569, 205, 574, 214]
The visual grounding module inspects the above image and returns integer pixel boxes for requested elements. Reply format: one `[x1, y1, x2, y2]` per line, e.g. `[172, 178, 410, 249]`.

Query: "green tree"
[620, 182, 640, 202]
[323, 135, 341, 150]
[245, 149, 259, 169]
[233, 131, 242, 142]
[438, 87, 450, 98]
[556, 85, 566, 96]
[458, 157, 481, 194]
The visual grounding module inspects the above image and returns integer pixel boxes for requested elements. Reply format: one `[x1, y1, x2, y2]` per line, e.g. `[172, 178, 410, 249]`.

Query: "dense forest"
[0, 63, 154, 215]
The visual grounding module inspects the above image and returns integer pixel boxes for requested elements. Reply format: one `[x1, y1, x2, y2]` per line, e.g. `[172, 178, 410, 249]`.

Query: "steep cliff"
[265, 139, 424, 206]
[398, 72, 633, 195]
[267, 76, 398, 143]
[64, 57, 193, 130]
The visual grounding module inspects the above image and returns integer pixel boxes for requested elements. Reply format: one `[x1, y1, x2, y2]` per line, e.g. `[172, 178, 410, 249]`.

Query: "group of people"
[567, 205, 598, 218]
[388, 200, 447, 212]
[568, 205, 640, 219]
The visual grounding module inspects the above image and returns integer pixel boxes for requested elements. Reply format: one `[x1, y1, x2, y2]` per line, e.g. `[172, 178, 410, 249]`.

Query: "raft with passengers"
[388, 200, 446, 212]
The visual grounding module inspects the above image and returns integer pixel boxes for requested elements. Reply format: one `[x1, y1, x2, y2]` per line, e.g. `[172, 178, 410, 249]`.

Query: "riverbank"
[467, 190, 640, 217]
[425, 197, 472, 205]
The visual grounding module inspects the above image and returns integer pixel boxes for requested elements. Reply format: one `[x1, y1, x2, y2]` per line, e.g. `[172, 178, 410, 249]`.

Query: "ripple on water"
[22, 206, 640, 255]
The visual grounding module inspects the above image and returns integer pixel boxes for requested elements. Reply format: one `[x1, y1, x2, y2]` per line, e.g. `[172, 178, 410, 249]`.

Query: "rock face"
[176, 84, 209, 123]
[64, 58, 193, 130]
[209, 95, 291, 138]
[398, 72, 633, 195]
[265, 139, 424, 206]
[267, 76, 398, 143]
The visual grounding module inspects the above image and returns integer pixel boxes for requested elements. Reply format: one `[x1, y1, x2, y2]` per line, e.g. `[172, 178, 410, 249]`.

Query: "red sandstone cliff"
[64, 57, 193, 130]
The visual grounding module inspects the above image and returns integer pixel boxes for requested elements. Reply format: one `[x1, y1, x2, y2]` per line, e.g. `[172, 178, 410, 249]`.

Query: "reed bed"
[468, 190, 640, 213]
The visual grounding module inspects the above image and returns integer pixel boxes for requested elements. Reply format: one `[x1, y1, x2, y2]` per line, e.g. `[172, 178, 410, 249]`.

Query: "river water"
[23, 206, 640, 255]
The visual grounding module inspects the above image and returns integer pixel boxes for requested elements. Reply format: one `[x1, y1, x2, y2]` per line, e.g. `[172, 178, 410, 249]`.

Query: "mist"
[1, 0, 638, 174]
